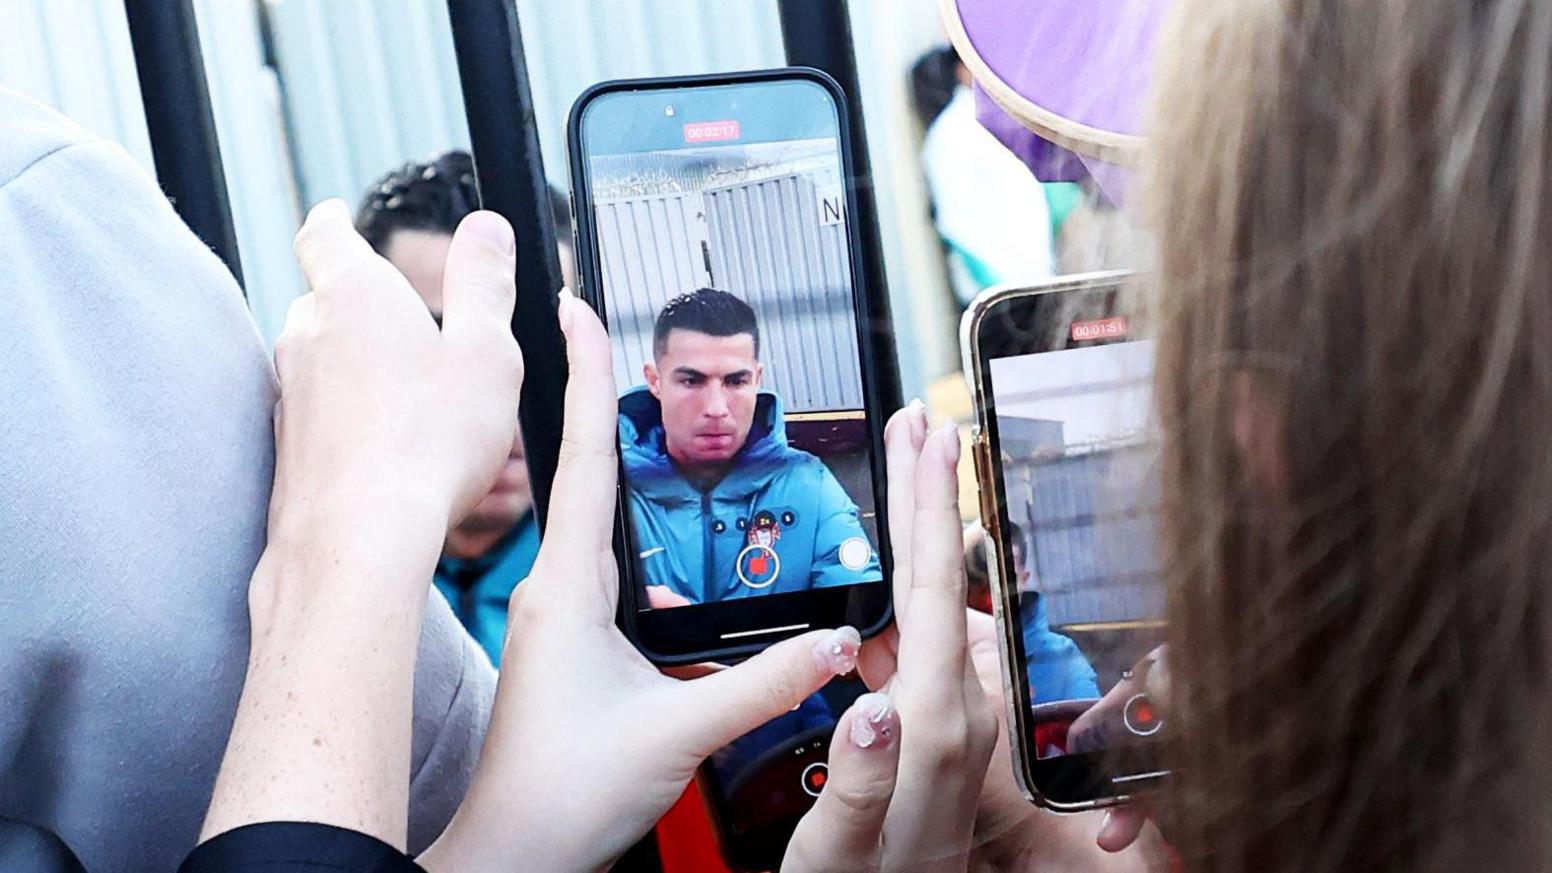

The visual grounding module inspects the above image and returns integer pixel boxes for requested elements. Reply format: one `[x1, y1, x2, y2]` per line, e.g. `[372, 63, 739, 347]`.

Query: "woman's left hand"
[416, 293, 862, 873]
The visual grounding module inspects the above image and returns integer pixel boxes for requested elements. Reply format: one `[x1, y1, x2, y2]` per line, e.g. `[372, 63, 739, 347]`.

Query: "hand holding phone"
[963, 272, 1169, 812]
[416, 294, 863, 873]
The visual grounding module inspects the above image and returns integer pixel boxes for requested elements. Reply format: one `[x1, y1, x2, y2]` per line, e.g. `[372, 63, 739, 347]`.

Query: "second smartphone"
[963, 272, 1169, 810]
[567, 69, 893, 664]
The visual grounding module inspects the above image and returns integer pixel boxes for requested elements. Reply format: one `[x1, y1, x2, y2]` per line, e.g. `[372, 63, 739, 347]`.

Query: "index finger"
[292, 199, 393, 300]
[895, 423, 972, 701]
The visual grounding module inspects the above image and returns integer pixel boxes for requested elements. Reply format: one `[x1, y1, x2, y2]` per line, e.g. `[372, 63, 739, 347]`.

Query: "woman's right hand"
[782, 406, 1001, 871]
[416, 294, 861, 873]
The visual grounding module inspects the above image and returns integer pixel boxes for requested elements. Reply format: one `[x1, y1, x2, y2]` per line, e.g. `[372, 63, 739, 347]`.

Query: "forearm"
[200, 504, 445, 849]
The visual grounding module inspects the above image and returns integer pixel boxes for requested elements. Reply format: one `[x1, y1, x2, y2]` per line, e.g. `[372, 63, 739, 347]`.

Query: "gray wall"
[1001, 421, 1165, 626]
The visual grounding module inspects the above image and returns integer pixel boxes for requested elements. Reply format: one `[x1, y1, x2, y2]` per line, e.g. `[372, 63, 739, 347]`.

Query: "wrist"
[252, 491, 449, 635]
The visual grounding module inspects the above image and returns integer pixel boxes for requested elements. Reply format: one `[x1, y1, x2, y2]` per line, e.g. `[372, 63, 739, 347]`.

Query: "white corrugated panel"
[194, 0, 309, 345]
[0, 0, 153, 171]
[704, 173, 864, 411]
[513, 0, 786, 185]
[262, 0, 472, 208]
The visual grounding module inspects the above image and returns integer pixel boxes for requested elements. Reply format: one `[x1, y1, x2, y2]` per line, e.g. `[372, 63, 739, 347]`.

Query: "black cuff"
[179, 822, 425, 873]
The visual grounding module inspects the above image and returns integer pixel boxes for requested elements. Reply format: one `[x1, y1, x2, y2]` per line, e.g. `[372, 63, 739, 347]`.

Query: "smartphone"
[566, 69, 893, 664]
[962, 272, 1168, 810]
[697, 679, 868, 872]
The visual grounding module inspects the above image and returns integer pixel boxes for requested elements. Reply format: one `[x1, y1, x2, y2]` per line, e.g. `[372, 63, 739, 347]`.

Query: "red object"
[684, 120, 741, 143]
[749, 555, 769, 575]
[657, 783, 734, 873]
[1071, 316, 1129, 342]
[1132, 701, 1156, 727]
[1032, 719, 1072, 756]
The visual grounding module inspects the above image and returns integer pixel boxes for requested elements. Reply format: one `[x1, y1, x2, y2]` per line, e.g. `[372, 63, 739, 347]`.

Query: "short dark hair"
[652, 288, 759, 359]
[909, 46, 963, 129]
[355, 150, 571, 255]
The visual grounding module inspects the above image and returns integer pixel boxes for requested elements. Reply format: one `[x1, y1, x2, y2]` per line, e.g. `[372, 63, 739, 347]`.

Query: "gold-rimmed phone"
[962, 271, 1169, 811]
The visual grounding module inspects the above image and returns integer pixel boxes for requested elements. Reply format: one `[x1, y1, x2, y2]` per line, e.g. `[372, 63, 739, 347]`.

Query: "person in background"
[963, 524, 1099, 701]
[354, 151, 574, 664]
[911, 45, 1055, 309]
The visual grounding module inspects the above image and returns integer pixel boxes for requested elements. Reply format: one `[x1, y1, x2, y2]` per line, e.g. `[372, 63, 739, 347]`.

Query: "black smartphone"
[697, 679, 868, 872]
[963, 272, 1168, 810]
[566, 69, 893, 664]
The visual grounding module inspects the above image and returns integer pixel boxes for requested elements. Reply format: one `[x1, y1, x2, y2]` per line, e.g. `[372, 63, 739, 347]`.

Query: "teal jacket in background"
[1021, 593, 1101, 702]
[434, 514, 540, 665]
[618, 386, 879, 604]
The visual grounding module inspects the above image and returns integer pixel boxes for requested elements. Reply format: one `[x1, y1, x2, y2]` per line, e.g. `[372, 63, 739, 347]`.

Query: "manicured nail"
[812, 626, 862, 676]
[939, 421, 961, 463]
[908, 398, 928, 447]
[849, 692, 897, 749]
[556, 287, 575, 332]
[466, 210, 516, 256]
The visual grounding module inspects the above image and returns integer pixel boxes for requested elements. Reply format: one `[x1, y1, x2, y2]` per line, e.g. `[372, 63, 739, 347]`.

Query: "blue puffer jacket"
[618, 385, 880, 604]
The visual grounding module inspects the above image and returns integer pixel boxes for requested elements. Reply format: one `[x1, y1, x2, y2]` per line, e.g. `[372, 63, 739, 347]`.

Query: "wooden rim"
[940, 0, 1146, 166]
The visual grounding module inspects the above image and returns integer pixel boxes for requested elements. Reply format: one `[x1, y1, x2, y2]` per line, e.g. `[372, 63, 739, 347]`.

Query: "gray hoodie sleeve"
[0, 87, 494, 871]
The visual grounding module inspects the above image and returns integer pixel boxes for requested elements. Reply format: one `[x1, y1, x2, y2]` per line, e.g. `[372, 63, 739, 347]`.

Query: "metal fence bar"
[446, 0, 567, 530]
[777, 0, 902, 413]
[123, 0, 244, 289]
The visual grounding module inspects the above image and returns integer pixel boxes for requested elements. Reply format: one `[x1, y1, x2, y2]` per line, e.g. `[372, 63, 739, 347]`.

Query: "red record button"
[801, 762, 829, 797]
[1123, 692, 1163, 737]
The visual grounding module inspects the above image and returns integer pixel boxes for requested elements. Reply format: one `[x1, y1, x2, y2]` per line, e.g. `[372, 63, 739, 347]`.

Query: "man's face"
[383, 229, 452, 316]
[645, 328, 763, 473]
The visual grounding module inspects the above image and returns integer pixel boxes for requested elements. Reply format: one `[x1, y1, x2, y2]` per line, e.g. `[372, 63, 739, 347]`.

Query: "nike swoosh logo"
[639, 547, 666, 559]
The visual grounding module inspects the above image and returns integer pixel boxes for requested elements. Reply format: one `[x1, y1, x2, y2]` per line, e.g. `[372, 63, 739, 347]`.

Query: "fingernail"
[1099, 810, 1114, 836]
[812, 626, 862, 676]
[467, 210, 516, 256]
[938, 421, 961, 463]
[556, 287, 575, 332]
[908, 398, 928, 447]
[849, 692, 897, 749]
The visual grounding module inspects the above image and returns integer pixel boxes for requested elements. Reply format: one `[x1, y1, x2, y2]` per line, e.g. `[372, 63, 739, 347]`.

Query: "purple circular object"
[944, 0, 1170, 164]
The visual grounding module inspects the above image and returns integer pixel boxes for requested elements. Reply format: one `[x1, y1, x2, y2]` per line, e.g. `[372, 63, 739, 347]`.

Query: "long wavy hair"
[1146, 0, 1552, 869]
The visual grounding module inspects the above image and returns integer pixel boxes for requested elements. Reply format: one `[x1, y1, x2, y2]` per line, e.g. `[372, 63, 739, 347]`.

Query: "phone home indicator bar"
[721, 623, 812, 640]
[1111, 770, 1171, 784]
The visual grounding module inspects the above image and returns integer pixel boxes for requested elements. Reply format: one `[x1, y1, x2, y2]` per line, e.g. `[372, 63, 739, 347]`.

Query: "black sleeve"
[178, 822, 426, 873]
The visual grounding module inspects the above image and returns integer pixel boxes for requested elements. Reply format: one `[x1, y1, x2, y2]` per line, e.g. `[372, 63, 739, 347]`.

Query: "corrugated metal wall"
[596, 191, 708, 386]
[704, 173, 863, 411]
[1007, 443, 1165, 627]
[595, 169, 864, 414]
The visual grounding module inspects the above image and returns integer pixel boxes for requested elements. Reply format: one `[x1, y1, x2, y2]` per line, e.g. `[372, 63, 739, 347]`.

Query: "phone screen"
[698, 679, 868, 871]
[572, 74, 888, 658]
[978, 282, 1167, 803]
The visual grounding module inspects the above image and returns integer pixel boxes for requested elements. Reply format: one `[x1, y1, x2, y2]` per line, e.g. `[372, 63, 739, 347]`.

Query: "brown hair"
[1146, 0, 1552, 869]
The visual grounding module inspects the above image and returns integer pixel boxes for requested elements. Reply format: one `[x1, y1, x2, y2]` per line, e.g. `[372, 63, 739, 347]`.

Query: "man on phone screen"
[618, 288, 879, 607]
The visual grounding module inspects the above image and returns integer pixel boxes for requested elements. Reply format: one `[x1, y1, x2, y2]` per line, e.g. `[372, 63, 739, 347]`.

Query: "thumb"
[669, 627, 862, 755]
[1097, 805, 1150, 853]
[783, 693, 901, 873]
[439, 210, 518, 348]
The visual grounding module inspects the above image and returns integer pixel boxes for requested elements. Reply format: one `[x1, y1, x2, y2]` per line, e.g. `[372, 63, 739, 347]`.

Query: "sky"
[989, 340, 1155, 448]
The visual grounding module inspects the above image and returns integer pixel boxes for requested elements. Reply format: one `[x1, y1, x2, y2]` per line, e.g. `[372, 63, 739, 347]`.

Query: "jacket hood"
[618, 385, 793, 502]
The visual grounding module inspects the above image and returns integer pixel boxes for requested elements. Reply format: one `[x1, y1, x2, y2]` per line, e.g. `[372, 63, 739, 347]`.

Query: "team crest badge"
[736, 510, 783, 589]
